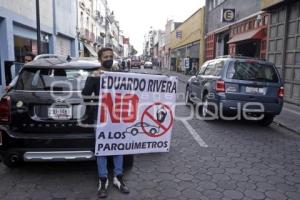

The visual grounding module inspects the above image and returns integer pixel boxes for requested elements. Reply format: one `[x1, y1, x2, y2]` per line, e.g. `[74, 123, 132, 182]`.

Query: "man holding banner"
[82, 47, 130, 198]
[83, 47, 178, 198]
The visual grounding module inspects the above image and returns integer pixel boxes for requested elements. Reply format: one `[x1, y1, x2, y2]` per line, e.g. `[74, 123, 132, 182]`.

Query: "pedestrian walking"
[5, 53, 35, 92]
[127, 59, 131, 69]
[121, 59, 126, 70]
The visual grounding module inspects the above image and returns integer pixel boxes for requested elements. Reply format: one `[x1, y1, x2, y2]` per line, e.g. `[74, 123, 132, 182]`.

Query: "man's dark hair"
[98, 47, 113, 59]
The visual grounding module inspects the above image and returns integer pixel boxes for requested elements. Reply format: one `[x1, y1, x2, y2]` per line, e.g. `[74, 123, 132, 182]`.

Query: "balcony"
[96, 36, 104, 45]
[85, 29, 90, 40]
[93, 11, 101, 21]
[79, 28, 85, 35]
[79, 1, 85, 9]
[90, 32, 95, 43]
[78, 28, 85, 39]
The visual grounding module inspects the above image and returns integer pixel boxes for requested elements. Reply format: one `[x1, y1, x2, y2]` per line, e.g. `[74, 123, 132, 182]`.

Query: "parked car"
[144, 61, 153, 69]
[131, 59, 141, 69]
[118, 59, 130, 72]
[0, 57, 134, 167]
[185, 56, 284, 126]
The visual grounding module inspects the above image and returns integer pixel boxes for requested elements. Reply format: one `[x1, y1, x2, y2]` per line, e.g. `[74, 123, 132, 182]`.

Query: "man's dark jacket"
[82, 76, 101, 124]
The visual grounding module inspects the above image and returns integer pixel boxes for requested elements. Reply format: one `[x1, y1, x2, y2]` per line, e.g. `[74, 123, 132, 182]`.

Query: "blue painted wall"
[0, 1, 78, 93]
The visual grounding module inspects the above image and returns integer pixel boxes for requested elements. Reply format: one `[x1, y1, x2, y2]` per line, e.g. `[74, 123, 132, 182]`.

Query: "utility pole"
[36, 0, 41, 55]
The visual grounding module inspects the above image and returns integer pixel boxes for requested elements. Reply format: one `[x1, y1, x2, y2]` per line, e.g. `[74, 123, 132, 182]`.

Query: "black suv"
[0, 57, 133, 167]
[185, 56, 284, 126]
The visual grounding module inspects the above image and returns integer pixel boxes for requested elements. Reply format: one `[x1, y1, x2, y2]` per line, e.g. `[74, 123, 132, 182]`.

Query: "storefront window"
[14, 36, 49, 63]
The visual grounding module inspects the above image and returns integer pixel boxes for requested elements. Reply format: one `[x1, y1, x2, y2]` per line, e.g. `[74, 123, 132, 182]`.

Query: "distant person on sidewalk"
[159, 60, 162, 71]
[5, 54, 34, 92]
[82, 47, 130, 199]
[127, 59, 131, 69]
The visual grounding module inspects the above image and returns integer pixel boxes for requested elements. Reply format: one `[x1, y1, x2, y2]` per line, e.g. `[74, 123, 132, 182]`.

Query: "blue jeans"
[97, 155, 123, 178]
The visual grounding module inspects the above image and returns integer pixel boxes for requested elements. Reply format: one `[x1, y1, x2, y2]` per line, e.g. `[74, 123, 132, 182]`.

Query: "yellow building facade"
[261, 0, 284, 9]
[170, 7, 205, 71]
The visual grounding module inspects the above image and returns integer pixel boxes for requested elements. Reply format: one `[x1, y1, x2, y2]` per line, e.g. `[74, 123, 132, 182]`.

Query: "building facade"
[77, 0, 106, 57]
[227, 11, 269, 59]
[262, 0, 300, 106]
[143, 27, 155, 61]
[205, 0, 261, 60]
[0, 0, 78, 92]
[158, 31, 165, 67]
[152, 30, 165, 66]
[170, 7, 205, 71]
[106, 12, 121, 58]
[162, 20, 182, 70]
[54, 0, 78, 57]
[76, 0, 124, 58]
[123, 37, 131, 58]
[163, 20, 173, 69]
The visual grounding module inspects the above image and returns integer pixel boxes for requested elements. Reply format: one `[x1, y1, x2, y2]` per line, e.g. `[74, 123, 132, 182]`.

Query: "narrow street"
[1, 67, 300, 200]
[0, 0, 300, 199]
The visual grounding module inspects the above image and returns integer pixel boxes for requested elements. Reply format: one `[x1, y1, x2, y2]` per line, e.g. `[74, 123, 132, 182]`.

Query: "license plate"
[48, 107, 72, 120]
[245, 87, 266, 95]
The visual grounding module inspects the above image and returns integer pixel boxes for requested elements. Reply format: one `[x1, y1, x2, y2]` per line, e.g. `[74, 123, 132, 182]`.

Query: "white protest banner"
[95, 72, 177, 156]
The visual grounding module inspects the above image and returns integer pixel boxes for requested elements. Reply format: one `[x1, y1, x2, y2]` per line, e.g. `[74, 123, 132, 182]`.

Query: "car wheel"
[124, 155, 134, 169]
[131, 128, 139, 135]
[185, 87, 192, 106]
[2, 154, 21, 168]
[150, 128, 157, 135]
[258, 114, 274, 126]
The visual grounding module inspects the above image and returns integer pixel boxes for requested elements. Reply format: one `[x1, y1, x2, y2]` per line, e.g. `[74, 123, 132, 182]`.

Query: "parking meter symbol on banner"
[141, 102, 174, 138]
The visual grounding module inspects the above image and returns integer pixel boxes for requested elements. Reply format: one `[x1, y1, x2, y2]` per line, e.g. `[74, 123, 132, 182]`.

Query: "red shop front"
[228, 12, 269, 59]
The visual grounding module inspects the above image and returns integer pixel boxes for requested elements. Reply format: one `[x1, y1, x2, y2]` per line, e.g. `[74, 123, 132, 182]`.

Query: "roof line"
[172, 6, 205, 32]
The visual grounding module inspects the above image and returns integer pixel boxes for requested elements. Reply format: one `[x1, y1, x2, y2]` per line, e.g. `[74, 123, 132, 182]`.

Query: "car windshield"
[15, 68, 92, 91]
[227, 61, 279, 83]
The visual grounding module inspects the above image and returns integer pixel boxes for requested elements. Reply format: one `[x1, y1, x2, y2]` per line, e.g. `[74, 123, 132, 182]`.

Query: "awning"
[84, 43, 97, 57]
[227, 28, 265, 44]
[215, 26, 230, 34]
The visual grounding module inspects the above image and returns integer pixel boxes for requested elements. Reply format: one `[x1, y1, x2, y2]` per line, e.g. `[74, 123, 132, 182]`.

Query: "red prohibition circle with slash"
[141, 102, 174, 138]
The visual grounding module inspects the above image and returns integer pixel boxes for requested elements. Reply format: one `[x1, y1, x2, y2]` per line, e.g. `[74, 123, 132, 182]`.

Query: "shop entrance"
[14, 36, 49, 63]
[223, 33, 229, 55]
[236, 40, 260, 58]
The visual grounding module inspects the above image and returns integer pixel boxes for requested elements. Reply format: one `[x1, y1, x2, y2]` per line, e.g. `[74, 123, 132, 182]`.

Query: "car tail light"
[278, 86, 284, 98]
[0, 131, 2, 146]
[216, 80, 225, 93]
[0, 96, 11, 123]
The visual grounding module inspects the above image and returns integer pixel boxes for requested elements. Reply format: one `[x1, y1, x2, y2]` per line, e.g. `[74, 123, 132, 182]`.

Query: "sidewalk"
[161, 69, 300, 134]
[274, 103, 300, 134]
